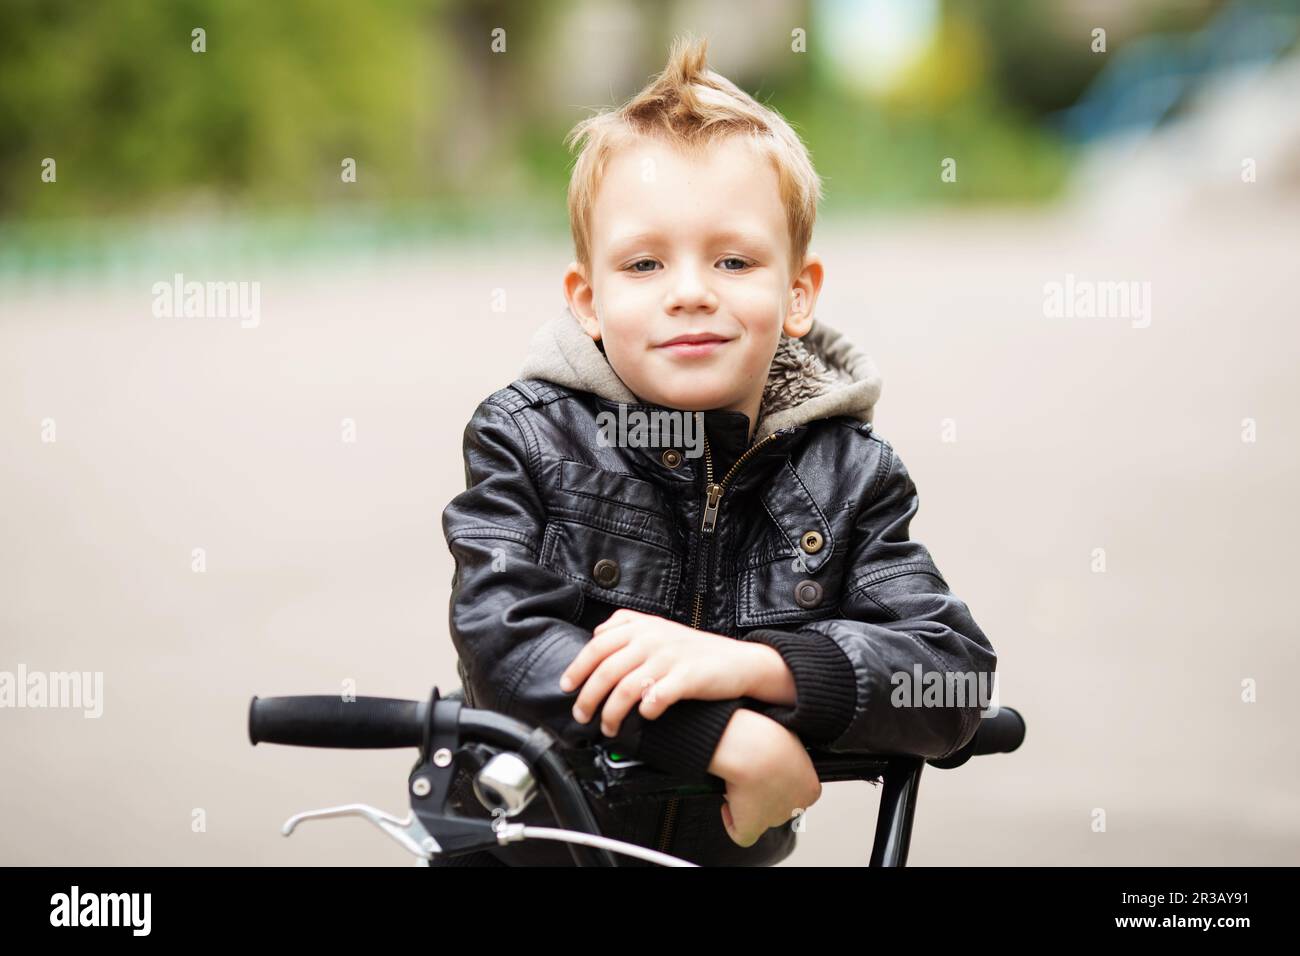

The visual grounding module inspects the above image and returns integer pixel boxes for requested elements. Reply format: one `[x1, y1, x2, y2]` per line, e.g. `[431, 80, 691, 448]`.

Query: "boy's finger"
[635, 671, 678, 720]
[560, 628, 630, 693]
[594, 607, 641, 628]
[592, 613, 636, 637]
[600, 665, 662, 735]
[573, 644, 642, 724]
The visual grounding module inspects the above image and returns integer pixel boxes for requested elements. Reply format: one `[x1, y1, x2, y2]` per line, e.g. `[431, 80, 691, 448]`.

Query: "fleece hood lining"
[518, 306, 882, 440]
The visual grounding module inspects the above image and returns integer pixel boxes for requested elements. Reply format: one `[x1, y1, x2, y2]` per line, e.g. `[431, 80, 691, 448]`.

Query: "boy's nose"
[664, 265, 718, 313]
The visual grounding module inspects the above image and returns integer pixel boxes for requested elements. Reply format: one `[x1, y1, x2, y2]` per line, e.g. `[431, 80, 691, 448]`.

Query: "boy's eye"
[624, 257, 753, 273]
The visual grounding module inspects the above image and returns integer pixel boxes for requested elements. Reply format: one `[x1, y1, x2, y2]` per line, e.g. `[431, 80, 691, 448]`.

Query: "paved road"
[2, 198, 1297, 865]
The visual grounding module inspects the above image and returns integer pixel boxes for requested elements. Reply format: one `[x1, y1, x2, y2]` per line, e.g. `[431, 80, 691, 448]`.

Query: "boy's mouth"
[655, 332, 731, 357]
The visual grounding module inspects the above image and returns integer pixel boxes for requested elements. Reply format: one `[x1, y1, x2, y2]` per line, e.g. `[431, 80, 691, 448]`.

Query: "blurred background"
[2, 0, 1298, 866]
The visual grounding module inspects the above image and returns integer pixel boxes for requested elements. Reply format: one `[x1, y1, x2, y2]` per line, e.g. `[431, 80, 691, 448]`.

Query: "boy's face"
[564, 135, 823, 437]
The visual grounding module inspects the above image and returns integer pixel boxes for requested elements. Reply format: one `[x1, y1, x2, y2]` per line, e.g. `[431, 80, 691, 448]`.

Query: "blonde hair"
[564, 33, 823, 275]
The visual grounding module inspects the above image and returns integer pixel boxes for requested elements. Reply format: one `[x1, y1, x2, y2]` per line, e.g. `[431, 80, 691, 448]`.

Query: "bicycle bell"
[472, 751, 538, 818]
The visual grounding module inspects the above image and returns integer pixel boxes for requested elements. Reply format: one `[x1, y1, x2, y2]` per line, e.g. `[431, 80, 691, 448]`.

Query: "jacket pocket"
[735, 547, 847, 627]
[544, 459, 682, 553]
[539, 518, 681, 617]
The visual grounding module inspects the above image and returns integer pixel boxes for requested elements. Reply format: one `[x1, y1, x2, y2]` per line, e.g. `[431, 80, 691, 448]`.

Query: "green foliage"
[0, 0, 1090, 236]
[0, 0, 444, 219]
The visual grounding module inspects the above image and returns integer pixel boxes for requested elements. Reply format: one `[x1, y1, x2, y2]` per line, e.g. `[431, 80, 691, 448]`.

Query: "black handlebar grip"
[926, 706, 1026, 769]
[249, 695, 425, 749]
[971, 706, 1025, 756]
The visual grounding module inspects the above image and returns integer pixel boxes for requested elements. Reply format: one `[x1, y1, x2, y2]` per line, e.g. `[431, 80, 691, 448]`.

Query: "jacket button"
[794, 580, 823, 608]
[660, 449, 682, 469]
[592, 559, 620, 588]
[800, 530, 824, 554]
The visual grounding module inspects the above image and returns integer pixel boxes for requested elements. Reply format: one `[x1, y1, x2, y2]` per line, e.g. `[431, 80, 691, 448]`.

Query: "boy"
[440, 35, 996, 866]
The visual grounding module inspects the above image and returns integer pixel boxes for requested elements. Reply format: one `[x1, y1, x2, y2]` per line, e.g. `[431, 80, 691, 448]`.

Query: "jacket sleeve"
[736, 438, 997, 759]
[442, 397, 745, 778]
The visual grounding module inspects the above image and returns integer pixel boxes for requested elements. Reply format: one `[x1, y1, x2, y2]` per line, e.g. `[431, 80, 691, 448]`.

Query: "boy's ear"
[563, 260, 602, 341]
[782, 253, 824, 338]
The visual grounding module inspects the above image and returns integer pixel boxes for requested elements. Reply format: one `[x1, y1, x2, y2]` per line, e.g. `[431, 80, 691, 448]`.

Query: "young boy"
[440, 35, 996, 867]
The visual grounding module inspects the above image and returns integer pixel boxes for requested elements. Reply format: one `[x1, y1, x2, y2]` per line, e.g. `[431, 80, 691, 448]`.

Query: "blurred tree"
[0, 0, 445, 218]
[0, 0, 1195, 229]
[962, 0, 1220, 116]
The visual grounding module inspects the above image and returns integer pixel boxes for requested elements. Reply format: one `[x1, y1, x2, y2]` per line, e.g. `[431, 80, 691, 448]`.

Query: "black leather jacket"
[441, 317, 996, 867]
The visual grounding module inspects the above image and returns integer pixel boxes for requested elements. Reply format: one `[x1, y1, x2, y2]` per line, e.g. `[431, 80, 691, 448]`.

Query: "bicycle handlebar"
[249, 695, 426, 749]
[972, 707, 1026, 756]
[249, 692, 1025, 866]
[249, 695, 1025, 778]
[926, 707, 1026, 769]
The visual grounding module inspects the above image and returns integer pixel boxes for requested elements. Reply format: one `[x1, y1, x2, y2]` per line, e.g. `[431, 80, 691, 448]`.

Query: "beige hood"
[518, 307, 882, 440]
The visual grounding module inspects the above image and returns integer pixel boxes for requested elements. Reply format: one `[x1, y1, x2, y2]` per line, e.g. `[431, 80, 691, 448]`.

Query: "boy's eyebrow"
[606, 226, 774, 257]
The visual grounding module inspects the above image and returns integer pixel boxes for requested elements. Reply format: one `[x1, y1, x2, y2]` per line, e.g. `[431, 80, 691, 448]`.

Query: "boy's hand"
[559, 609, 761, 737]
[708, 708, 822, 847]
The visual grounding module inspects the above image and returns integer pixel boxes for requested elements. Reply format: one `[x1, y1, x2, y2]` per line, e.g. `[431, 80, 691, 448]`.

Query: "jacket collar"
[518, 305, 883, 442]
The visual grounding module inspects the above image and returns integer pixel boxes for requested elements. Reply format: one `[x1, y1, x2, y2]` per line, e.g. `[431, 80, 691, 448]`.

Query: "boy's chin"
[630, 389, 737, 413]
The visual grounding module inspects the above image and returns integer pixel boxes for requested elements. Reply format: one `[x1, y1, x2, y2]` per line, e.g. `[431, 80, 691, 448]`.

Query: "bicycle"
[248, 686, 1025, 867]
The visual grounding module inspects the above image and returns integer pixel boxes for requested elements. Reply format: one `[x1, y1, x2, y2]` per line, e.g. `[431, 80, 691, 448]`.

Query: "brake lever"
[282, 803, 438, 862]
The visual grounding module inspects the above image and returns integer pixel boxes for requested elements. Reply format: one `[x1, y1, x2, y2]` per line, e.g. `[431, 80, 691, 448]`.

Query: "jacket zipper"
[653, 428, 782, 857]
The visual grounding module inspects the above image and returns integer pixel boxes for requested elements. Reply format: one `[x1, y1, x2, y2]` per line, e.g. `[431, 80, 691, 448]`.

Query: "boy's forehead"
[605, 134, 768, 188]
[592, 136, 786, 248]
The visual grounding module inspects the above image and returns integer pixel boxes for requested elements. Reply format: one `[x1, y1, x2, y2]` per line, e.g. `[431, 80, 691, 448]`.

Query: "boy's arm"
[735, 438, 997, 760]
[443, 397, 745, 778]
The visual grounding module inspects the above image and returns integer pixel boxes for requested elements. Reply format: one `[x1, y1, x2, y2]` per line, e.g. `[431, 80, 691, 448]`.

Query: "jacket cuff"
[738, 628, 858, 744]
[629, 698, 743, 778]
